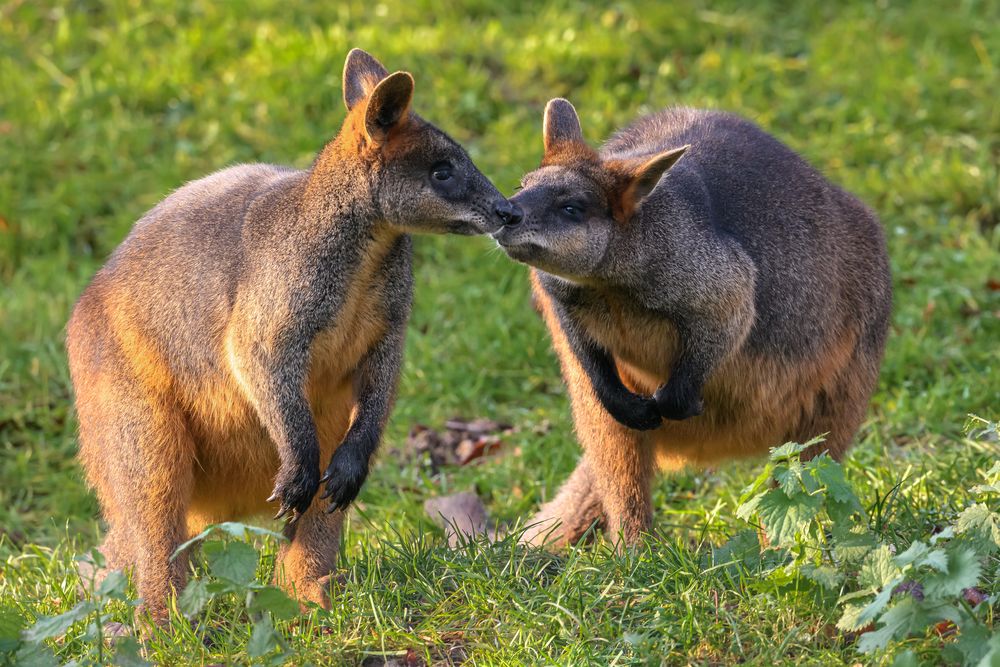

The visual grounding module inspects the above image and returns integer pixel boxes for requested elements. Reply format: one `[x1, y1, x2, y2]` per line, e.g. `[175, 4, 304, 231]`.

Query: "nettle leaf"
[22, 601, 97, 642]
[857, 597, 927, 653]
[923, 546, 982, 600]
[832, 524, 877, 563]
[955, 503, 1000, 555]
[774, 458, 808, 498]
[755, 489, 821, 546]
[800, 564, 843, 590]
[769, 441, 811, 461]
[860, 545, 903, 589]
[894, 541, 948, 573]
[216, 522, 286, 542]
[204, 540, 259, 587]
[178, 578, 210, 619]
[811, 456, 863, 512]
[0, 605, 25, 653]
[112, 636, 152, 667]
[13, 641, 59, 666]
[247, 614, 284, 659]
[248, 587, 300, 621]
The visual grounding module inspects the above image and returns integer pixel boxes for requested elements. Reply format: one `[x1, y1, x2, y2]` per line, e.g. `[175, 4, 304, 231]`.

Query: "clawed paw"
[319, 450, 368, 513]
[268, 464, 320, 524]
[653, 383, 704, 421]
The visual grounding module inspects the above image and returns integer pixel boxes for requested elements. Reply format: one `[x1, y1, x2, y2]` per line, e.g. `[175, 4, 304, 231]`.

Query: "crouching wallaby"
[494, 99, 891, 548]
[66, 48, 520, 623]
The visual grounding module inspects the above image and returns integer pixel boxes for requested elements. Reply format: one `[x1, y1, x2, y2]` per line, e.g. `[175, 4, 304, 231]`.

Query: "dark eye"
[561, 204, 582, 219]
[431, 162, 453, 181]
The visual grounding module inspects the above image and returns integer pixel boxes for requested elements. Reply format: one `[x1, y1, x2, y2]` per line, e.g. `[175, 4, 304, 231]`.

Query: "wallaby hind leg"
[521, 459, 604, 548]
[274, 495, 345, 609]
[77, 378, 195, 625]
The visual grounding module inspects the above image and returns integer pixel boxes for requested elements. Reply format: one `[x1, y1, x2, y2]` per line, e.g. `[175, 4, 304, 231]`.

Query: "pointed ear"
[543, 98, 585, 156]
[343, 48, 390, 111]
[621, 145, 689, 211]
[363, 71, 414, 145]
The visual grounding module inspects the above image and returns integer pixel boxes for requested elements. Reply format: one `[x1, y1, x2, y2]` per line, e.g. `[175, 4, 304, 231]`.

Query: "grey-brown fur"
[66, 48, 517, 623]
[496, 99, 891, 547]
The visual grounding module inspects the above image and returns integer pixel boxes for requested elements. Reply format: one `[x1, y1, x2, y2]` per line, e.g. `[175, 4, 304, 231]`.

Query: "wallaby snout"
[494, 199, 523, 227]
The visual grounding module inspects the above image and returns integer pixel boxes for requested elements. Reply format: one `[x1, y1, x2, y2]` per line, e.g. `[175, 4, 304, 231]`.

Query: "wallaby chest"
[542, 276, 679, 393]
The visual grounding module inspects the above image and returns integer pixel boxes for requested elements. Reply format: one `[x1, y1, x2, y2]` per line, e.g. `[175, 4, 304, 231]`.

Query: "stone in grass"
[424, 492, 497, 547]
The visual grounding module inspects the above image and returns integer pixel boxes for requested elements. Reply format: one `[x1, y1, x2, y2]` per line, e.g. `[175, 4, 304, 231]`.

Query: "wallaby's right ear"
[343, 48, 390, 111]
[543, 98, 585, 156]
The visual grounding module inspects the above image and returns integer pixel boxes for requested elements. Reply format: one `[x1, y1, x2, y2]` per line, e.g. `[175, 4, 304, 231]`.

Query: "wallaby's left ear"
[343, 48, 390, 111]
[620, 145, 689, 213]
[363, 71, 414, 145]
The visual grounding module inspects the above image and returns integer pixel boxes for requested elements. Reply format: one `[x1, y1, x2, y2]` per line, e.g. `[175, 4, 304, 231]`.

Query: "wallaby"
[66, 48, 520, 623]
[494, 99, 891, 548]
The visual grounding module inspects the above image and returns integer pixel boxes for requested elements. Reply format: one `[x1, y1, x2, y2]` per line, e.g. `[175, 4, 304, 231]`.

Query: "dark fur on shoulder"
[495, 99, 891, 547]
[67, 48, 518, 624]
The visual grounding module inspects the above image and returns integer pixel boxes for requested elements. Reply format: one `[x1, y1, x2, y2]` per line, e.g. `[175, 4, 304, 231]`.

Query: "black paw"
[268, 463, 320, 524]
[607, 396, 663, 431]
[319, 448, 369, 513]
[653, 383, 704, 421]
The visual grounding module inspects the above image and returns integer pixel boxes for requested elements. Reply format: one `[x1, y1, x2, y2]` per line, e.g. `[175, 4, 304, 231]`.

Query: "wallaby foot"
[520, 459, 604, 548]
[274, 494, 345, 609]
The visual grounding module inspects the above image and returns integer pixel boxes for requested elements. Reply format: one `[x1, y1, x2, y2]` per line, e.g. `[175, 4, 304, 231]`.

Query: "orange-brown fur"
[67, 49, 515, 625]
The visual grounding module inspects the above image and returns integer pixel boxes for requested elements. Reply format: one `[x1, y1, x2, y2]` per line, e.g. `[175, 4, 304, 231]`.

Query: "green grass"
[1, 0, 998, 664]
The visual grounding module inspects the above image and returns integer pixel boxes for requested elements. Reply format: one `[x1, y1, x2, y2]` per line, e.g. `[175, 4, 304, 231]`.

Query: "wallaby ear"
[343, 48, 390, 111]
[543, 98, 585, 156]
[363, 71, 414, 145]
[622, 145, 689, 210]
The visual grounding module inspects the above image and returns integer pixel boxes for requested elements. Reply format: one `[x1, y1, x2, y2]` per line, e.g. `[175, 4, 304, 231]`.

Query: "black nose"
[494, 200, 523, 226]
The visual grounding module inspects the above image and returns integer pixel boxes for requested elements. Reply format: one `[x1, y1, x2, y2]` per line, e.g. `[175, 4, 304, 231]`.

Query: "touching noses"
[494, 199, 523, 226]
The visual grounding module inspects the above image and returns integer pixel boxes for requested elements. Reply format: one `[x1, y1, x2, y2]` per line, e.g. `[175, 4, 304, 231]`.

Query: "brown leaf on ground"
[405, 418, 513, 475]
[424, 492, 497, 547]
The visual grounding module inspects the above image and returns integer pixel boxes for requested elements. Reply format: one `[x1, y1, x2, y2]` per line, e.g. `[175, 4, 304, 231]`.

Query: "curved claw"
[267, 493, 278, 503]
[274, 503, 293, 521]
[319, 485, 333, 500]
[319, 471, 331, 484]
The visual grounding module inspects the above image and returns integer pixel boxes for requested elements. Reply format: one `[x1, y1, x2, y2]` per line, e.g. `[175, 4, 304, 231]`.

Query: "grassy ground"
[1, 0, 998, 664]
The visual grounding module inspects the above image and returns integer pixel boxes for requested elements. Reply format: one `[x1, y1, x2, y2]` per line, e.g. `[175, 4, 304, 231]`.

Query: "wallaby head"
[494, 98, 686, 279]
[318, 48, 519, 235]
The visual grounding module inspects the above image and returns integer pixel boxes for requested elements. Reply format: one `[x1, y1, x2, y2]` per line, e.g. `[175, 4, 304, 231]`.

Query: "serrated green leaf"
[754, 489, 821, 546]
[216, 522, 286, 542]
[769, 441, 810, 461]
[923, 546, 982, 599]
[13, 641, 59, 667]
[860, 545, 903, 589]
[894, 541, 948, 573]
[811, 456, 863, 511]
[800, 564, 843, 590]
[247, 614, 282, 658]
[112, 637, 151, 667]
[832, 524, 877, 563]
[204, 540, 259, 587]
[0, 605, 24, 653]
[248, 587, 300, 621]
[955, 503, 1000, 555]
[856, 597, 926, 653]
[774, 457, 806, 497]
[178, 578, 210, 619]
[22, 602, 97, 642]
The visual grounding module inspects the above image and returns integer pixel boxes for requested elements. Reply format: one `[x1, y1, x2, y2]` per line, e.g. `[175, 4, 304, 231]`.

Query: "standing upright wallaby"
[66, 48, 521, 623]
[493, 99, 891, 548]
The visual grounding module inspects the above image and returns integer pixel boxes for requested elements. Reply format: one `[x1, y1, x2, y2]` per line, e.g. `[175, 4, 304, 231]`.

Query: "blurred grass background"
[1, 0, 998, 663]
